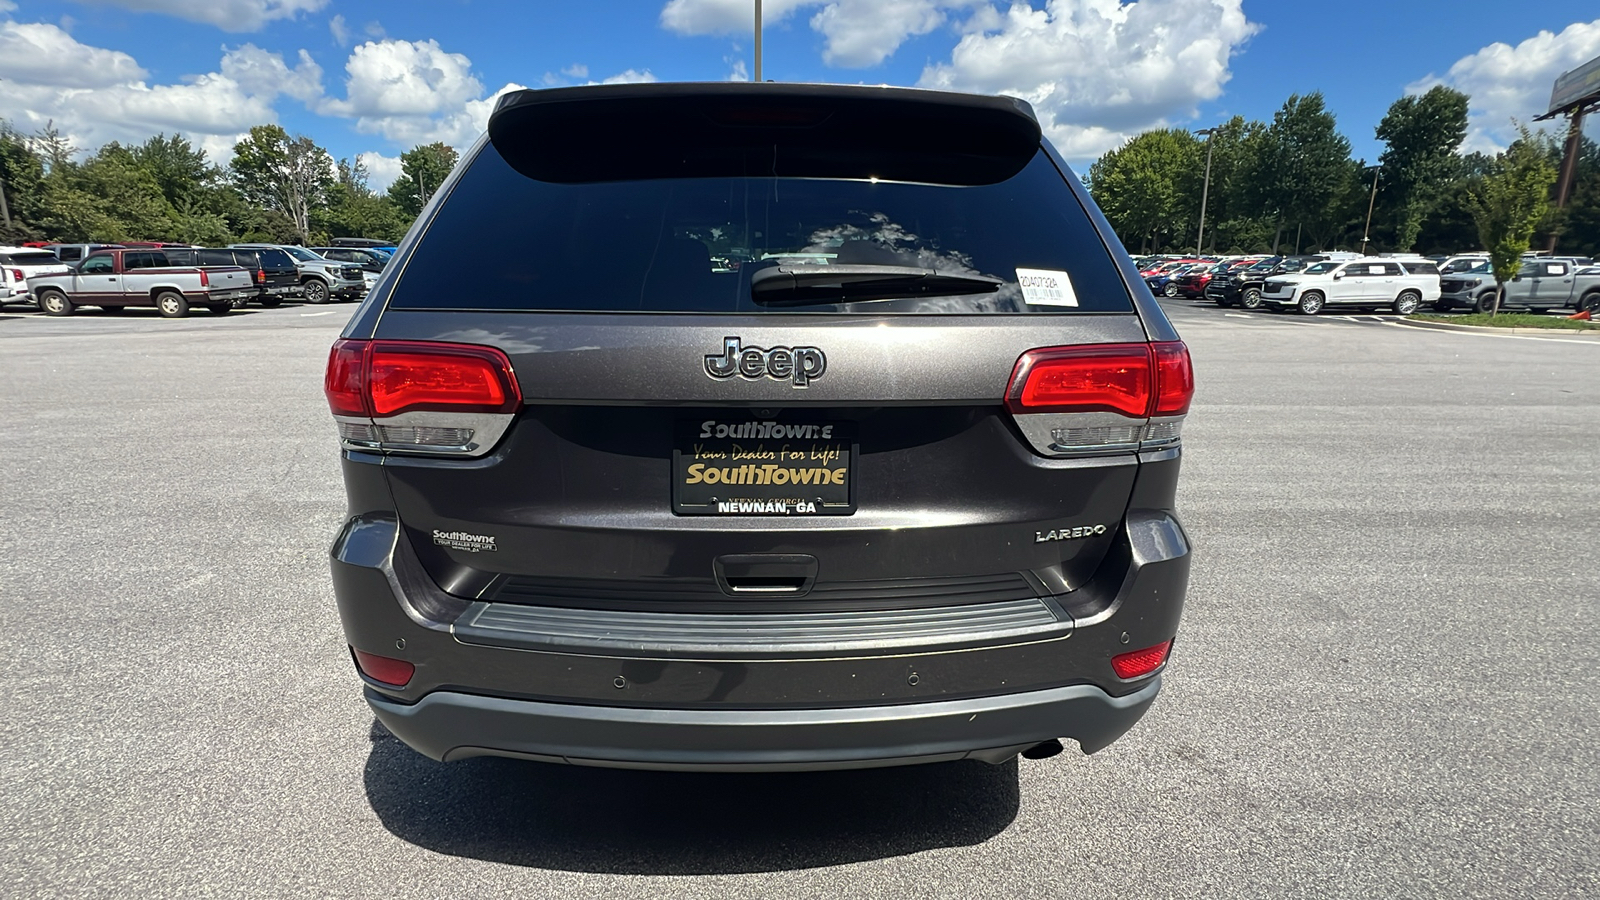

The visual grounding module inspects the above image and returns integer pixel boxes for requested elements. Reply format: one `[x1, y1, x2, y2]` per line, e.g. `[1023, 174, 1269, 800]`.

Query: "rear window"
[0, 251, 59, 265]
[390, 144, 1132, 314]
[255, 249, 295, 268]
[1401, 261, 1439, 275]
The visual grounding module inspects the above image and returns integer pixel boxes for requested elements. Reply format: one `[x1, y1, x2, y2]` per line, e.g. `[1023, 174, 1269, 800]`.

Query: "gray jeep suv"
[326, 83, 1193, 771]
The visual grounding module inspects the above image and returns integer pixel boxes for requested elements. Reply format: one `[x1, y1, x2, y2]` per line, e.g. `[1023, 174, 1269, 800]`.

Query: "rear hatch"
[244, 248, 299, 294]
[337, 84, 1186, 613]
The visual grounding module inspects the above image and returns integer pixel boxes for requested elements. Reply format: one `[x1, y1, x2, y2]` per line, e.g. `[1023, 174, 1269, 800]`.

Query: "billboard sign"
[1549, 53, 1600, 115]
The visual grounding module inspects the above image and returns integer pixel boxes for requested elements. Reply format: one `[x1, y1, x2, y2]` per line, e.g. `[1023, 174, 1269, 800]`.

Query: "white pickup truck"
[28, 249, 255, 318]
[1257, 257, 1441, 315]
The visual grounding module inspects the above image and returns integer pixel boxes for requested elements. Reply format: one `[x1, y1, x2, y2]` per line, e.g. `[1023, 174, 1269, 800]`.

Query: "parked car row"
[0, 240, 390, 317]
[1137, 249, 1600, 317]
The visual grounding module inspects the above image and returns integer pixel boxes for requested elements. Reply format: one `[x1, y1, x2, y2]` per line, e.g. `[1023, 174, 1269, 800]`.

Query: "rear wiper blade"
[750, 264, 1003, 307]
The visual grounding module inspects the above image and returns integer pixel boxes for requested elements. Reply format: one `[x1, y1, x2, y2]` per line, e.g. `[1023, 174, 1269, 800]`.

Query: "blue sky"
[1, 0, 1597, 191]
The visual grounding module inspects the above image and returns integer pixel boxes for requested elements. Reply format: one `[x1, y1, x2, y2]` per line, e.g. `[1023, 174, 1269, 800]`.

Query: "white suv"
[1258, 258, 1441, 315]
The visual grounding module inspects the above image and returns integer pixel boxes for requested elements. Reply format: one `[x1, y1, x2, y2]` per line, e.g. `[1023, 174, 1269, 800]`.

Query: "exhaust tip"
[1021, 739, 1064, 760]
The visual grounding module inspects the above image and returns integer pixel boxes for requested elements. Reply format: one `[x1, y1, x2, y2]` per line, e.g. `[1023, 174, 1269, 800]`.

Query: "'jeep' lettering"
[706, 337, 827, 387]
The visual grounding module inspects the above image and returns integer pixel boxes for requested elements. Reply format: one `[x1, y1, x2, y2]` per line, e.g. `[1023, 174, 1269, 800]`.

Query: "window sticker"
[1016, 268, 1078, 307]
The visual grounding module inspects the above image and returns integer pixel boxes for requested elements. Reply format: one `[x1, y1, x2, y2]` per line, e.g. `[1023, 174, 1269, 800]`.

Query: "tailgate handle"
[714, 554, 818, 596]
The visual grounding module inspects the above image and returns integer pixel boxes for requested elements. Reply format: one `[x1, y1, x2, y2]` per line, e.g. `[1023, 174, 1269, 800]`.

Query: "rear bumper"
[368, 678, 1160, 770]
[331, 457, 1190, 771]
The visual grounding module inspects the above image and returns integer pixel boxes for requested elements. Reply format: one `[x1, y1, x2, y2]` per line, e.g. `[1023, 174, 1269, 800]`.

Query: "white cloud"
[1406, 19, 1600, 154]
[316, 39, 538, 147]
[811, 0, 946, 68]
[561, 63, 589, 79]
[0, 20, 318, 162]
[357, 150, 403, 192]
[660, 0, 813, 35]
[75, 0, 328, 32]
[601, 68, 659, 84]
[220, 43, 324, 104]
[320, 39, 483, 122]
[919, 0, 1259, 163]
[0, 20, 147, 87]
[727, 57, 749, 82]
[663, 0, 959, 68]
[329, 13, 350, 47]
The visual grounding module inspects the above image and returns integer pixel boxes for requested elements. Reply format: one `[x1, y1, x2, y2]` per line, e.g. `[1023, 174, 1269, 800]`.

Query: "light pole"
[1193, 127, 1216, 256]
[1360, 165, 1380, 255]
[754, 0, 762, 82]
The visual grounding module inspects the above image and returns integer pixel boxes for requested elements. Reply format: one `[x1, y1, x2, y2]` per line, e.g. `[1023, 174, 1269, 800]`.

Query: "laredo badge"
[1035, 523, 1107, 543]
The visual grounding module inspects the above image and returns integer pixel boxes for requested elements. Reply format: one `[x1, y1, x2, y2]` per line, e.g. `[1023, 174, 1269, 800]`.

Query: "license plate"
[673, 419, 855, 516]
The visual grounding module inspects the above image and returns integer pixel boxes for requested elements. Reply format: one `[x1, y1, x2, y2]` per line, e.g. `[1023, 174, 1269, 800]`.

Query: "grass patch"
[1408, 313, 1600, 331]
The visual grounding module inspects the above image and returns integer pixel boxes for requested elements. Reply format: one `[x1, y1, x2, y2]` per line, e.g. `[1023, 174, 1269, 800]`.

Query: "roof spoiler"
[487, 82, 1042, 186]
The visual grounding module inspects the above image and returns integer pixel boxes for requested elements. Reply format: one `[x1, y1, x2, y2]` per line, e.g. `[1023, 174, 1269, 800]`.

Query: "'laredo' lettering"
[1034, 524, 1107, 543]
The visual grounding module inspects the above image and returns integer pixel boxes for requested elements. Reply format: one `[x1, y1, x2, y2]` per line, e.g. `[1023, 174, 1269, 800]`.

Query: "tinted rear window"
[1, 251, 60, 265]
[390, 144, 1132, 314]
[255, 249, 295, 268]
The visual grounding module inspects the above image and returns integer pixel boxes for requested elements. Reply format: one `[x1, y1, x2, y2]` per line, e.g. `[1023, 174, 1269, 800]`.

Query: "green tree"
[1185, 115, 1277, 253]
[1463, 129, 1559, 316]
[1374, 86, 1471, 251]
[0, 120, 46, 241]
[230, 125, 334, 244]
[387, 142, 459, 218]
[1086, 129, 1202, 253]
[1251, 93, 1354, 252]
[130, 133, 212, 210]
[79, 142, 178, 240]
[317, 156, 407, 241]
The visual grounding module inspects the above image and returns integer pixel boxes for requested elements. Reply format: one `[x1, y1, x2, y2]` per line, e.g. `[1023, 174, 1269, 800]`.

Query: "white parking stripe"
[1382, 321, 1600, 345]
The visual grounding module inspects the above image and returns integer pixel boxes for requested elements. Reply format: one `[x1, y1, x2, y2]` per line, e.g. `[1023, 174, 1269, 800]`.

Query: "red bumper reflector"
[352, 648, 414, 687]
[1111, 639, 1172, 679]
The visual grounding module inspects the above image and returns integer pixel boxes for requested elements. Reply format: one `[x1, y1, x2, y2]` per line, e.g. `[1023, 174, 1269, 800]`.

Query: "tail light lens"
[1152, 342, 1195, 416]
[352, 648, 414, 687]
[1006, 341, 1193, 456]
[8, 268, 23, 282]
[1007, 344, 1153, 417]
[324, 339, 521, 456]
[198, 268, 209, 287]
[256, 268, 266, 283]
[1111, 639, 1172, 679]
[368, 344, 519, 416]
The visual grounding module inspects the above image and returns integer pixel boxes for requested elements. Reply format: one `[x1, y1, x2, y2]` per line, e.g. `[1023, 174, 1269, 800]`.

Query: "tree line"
[0, 122, 460, 247]
[1086, 86, 1600, 258]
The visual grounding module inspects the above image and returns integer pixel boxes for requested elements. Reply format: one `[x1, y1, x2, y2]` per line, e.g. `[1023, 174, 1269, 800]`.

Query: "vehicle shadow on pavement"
[363, 719, 1019, 873]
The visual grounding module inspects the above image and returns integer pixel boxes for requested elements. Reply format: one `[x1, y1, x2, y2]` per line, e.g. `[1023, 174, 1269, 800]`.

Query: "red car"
[1172, 258, 1264, 299]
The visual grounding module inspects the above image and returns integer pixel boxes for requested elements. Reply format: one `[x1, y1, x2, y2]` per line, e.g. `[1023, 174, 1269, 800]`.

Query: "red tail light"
[369, 343, 520, 416]
[198, 268, 209, 287]
[1006, 342, 1192, 418]
[1111, 639, 1172, 679]
[325, 340, 368, 416]
[1152, 342, 1195, 416]
[325, 338, 521, 418]
[8, 269, 23, 282]
[256, 268, 266, 283]
[352, 648, 414, 687]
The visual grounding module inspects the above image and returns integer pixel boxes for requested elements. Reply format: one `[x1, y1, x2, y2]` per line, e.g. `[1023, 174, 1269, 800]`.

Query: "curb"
[1395, 318, 1600, 339]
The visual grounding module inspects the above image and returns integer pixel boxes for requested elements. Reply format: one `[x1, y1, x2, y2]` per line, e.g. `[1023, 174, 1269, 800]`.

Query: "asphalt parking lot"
[1, 299, 1596, 897]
